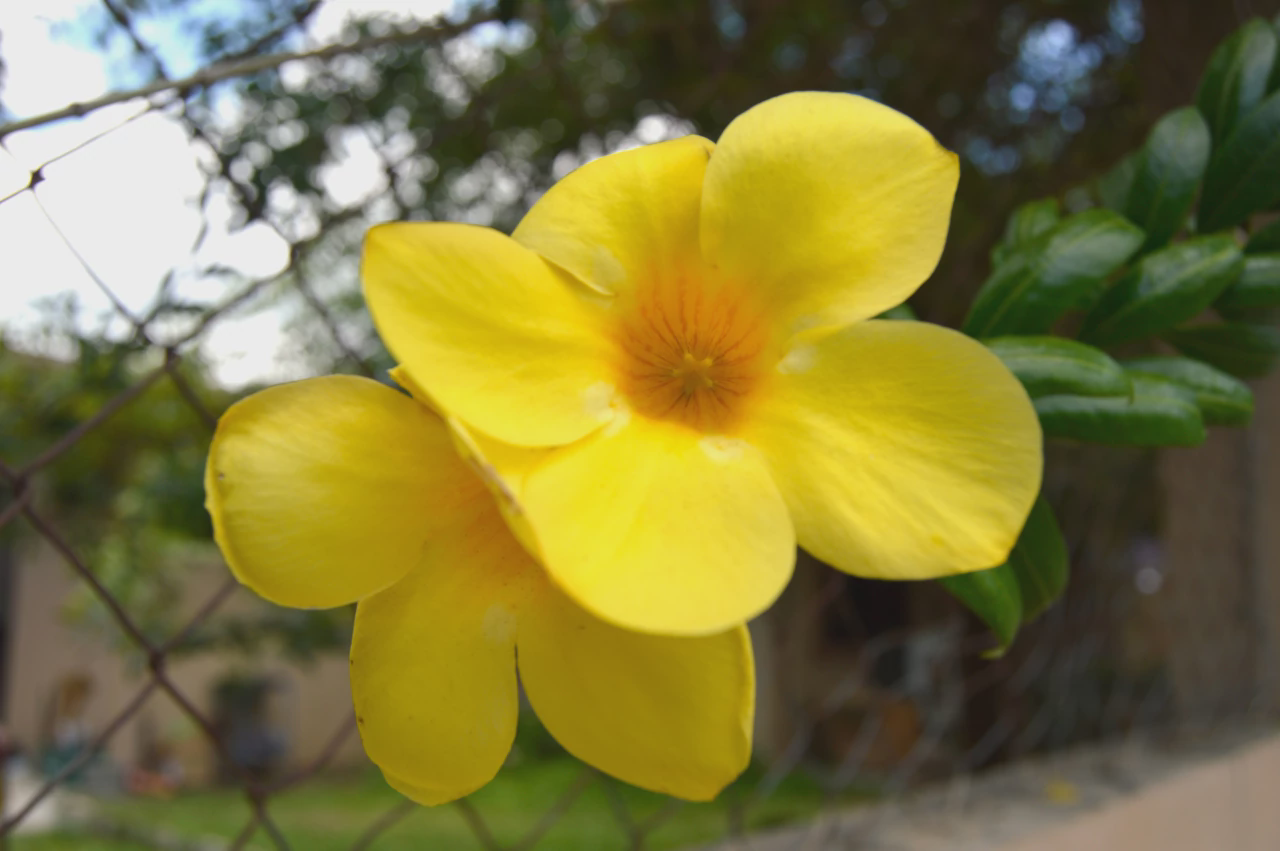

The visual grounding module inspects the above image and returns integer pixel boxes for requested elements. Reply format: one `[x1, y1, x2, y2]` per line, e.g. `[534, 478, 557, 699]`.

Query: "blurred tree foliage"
[79, 0, 1263, 365]
[0, 298, 219, 647]
[0, 302, 357, 661]
[4, 0, 1277, 662]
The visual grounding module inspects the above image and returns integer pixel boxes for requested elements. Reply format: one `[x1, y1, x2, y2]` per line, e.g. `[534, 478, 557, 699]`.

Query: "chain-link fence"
[2, 2, 1278, 849]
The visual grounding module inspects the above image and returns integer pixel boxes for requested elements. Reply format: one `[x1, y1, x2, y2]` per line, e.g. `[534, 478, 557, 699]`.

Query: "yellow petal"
[747, 321, 1042, 579]
[517, 578, 753, 801]
[520, 416, 795, 636]
[350, 498, 533, 806]
[513, 135, 713, 295]
[205, 375, 459, 608]
[388, 364, 440, 413]
[701, 92, 959, 335]
[445, 415, 550, 559]
[363, 223, 616, 447]
[381, 768, 465, 808]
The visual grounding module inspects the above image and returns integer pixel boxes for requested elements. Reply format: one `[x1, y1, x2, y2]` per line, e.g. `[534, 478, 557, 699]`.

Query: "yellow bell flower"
[363, 91, 1044, 637]
[204, 375, 753, 804]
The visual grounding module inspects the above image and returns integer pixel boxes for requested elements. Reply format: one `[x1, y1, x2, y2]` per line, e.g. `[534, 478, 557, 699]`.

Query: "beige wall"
[1002, 735, 1280, 851]
[704, 731, 1280, 850]
[3, 539, 366, 786]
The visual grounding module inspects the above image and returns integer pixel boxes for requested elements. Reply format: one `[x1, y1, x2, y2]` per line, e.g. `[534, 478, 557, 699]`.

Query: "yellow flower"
[363, 91, 1044, 637]
[204, 375, 754, 804]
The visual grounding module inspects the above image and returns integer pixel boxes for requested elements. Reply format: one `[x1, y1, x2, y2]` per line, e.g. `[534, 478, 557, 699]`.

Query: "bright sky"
[0, 0, 451, 387]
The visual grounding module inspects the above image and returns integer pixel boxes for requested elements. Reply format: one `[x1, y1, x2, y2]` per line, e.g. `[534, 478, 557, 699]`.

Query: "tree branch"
[0, 10, 496, 139]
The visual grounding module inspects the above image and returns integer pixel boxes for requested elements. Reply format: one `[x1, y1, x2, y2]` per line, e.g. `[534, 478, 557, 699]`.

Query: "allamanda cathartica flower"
[363, 91, 1044, 637]
[204, 374, 753, 804]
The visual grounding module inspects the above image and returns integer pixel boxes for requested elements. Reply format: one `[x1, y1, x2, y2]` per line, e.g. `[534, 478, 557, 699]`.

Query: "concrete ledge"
[705, 725, 1280, 850]
[1004, 733, 1280, 851]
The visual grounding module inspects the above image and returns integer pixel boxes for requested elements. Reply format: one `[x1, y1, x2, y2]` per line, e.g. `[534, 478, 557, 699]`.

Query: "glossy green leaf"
[985, 336, 1129, 398]
[1079, 235, 1243, 346]
[940, 563, 1021, 650]
[1097, 153, 1137, 212]
[992, 198, 1061, 265]
[1164, 323, 1280, 378]
[1008, 497, 1068, 622]
[1005, 197, 1061, 245]
[1122, 357, 1254, 426]
[1216, 253, 1280, 321]
[963, 210, 1145, 338]
[1196, 19, 1278, 147]
[1247, 217, 1280, 253]
[1124, 108, 1211, 252]
[1199, 90, 1280, 232]
[940, 496, 1067, 653]
[1035, 374, 1206, 446]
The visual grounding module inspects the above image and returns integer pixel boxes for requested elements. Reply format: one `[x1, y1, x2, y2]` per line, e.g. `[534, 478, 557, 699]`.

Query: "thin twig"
[0, 11, 496, 139]
[27, 189, 150, 334]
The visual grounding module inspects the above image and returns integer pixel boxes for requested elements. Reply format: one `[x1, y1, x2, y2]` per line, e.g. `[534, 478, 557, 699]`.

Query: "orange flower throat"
[613, 275, 772, 432]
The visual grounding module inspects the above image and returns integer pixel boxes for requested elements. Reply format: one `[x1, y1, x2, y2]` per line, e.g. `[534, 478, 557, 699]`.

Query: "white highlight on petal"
[482, 603, 517, 644]
[777, 344, 818, 375]
[700, 435, 747, 463]
[601, 399, 632, 437]
[584, 381, 620, 423]
[591, 246, 627, 292]
[791, 315, 824, 334]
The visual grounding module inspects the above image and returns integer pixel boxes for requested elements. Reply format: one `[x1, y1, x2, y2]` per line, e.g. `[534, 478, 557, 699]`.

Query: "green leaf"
[1216, 253, 1280, 321]
[1122, 356, 1254, 426]
[985, 336, 1130, 398]
[1269, 13, 1280, 92]
[1079, 235, 1243, 346]
[1004, 197, 1061, 245]
[1006, 496, 1069, 621]
[940, 496, 1068, 653]
[940, 563, 1021, 650]
[1035, 374, 1206, 446]
[963, 210, 1145, 338]
[992, 198, 1061, 265]
[1097, 153, 1138, 212]
[1271, 15, 1280, 93]
[876, 302, 918, 320]
[1124, 108, 1211, 252]
[1196, 19, 1278, 147]
[1247, 217, 1280, 253]
[1198, 89, 1280, 232]
[1164, 323, 1280, 378]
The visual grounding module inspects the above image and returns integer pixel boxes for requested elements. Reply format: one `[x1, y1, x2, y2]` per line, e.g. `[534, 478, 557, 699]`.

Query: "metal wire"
[0, 4, 1274, 850]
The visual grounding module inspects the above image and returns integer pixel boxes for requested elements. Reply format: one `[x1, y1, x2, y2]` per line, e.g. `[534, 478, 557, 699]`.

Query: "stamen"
[612, 275, 770, 431]
[675, 351, 716, 395]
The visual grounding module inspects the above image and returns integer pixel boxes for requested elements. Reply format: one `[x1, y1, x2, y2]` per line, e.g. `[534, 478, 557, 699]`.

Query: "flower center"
[674, 351, 716, 394]
[612, 275, 771, 432]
